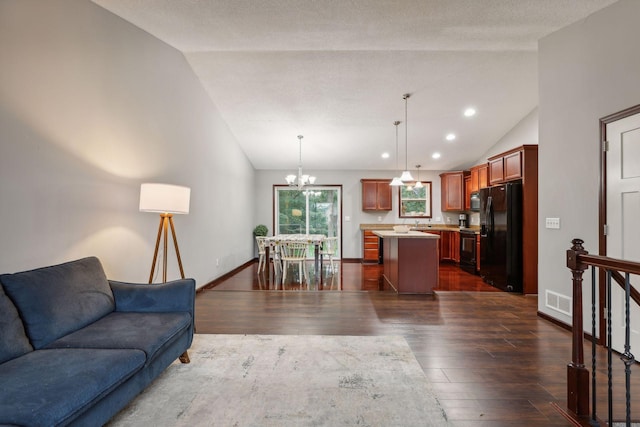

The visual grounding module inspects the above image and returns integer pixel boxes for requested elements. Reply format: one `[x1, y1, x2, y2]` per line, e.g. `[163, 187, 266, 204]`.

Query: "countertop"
[361, 223, 480, 234]
[373, 230, 441, 239]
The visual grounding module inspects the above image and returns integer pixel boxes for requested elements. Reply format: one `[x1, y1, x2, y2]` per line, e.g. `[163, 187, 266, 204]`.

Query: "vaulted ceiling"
[92, 0, 617, 171]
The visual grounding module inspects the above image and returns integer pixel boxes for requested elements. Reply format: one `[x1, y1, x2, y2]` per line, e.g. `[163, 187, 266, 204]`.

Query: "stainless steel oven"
[459, 229, 477, 274]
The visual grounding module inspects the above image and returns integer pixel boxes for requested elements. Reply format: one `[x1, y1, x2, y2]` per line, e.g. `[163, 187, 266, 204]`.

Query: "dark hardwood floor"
[209, 260, 501, 292]
[195, 260, 637, 427]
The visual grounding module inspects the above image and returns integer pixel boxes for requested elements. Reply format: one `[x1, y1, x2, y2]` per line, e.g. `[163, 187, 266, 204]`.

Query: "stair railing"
[566, 238, 640, 426]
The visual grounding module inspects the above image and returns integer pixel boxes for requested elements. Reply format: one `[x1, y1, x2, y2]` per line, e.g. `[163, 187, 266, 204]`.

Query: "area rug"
[108, 334, 450, 426]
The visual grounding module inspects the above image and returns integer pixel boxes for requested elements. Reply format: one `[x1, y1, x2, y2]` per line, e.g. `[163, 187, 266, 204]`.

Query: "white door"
[606, 112, 640, 354]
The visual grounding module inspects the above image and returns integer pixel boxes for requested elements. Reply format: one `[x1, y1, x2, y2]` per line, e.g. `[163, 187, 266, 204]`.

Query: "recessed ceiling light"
[381, 152, 390, 159]
[445, 133, 456, 141]
[432, 152, 441, 159]
[464, 107, 476, 117]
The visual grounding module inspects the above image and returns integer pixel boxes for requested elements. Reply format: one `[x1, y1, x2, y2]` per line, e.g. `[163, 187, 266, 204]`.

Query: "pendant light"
[400, 93, 414, 182]
[390, 121, 404, 186]
[406, 164, 423, 191]
[285, 135, 316, 190]
[414, 165, 424, 189]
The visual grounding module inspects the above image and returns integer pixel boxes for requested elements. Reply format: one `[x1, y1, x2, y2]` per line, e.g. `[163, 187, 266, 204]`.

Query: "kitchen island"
[373, 230, 440, 295]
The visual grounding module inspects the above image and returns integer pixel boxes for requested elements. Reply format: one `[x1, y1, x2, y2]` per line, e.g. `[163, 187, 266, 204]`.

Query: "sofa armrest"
[109, 278, 195, 315]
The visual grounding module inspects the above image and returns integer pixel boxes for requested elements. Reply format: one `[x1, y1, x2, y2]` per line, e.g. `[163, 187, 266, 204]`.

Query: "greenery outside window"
[399, 182, 432, 218]
[274, 185, 342, 258]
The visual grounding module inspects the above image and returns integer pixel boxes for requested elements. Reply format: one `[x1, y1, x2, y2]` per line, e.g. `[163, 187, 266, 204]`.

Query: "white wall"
[538, 0, 640, 322]
[476, 108, 539, 163]
[254, 169, 449, 258]
[0, 0, 255, 287]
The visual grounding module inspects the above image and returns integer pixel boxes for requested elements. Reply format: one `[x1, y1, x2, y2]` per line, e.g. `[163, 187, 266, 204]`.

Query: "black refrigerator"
[479, 182, 523, 292]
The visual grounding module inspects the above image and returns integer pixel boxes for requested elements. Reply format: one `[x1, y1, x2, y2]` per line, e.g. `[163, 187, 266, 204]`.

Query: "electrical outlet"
[377, 216, 382, 222]
[545, 218, 560, 229]
[216, 258, 220, 267]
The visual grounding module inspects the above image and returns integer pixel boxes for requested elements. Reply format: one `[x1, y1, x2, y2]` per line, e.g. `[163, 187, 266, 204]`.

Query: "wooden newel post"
[566, 238, 589, 416]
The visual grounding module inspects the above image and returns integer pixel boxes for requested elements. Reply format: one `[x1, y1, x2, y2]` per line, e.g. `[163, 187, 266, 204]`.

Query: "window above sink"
[399, 182, 432, 218]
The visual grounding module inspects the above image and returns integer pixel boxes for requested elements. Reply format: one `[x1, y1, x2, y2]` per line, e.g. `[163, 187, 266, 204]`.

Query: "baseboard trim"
[198, 259, 255, 292]
[537, 311, 571, 331]
[537, 311, 596, 342]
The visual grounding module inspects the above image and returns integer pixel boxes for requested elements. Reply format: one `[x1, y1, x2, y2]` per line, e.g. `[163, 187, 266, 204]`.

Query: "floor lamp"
[139, 183, 191, 283]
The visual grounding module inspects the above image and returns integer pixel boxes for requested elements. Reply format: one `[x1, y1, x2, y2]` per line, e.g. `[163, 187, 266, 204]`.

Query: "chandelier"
[285, 135, 316, 190]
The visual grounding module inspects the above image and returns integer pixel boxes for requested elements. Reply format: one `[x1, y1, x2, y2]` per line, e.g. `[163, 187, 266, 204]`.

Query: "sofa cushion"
[0, 348, 145, 427]
[46, 311, 192, 363]
[0, 257, 115, 349]
[0, 285, 33, 364]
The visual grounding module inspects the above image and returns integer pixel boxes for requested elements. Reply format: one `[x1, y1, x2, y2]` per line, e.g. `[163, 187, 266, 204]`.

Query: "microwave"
[470, 192, 480, 211]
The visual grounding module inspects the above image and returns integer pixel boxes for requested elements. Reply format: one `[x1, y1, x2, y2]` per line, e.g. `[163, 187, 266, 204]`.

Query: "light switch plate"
[545, 217, 560, 229]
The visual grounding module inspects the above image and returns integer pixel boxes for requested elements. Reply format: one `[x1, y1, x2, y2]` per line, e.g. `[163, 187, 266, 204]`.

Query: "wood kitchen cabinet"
[488, 147, 529, 185]
[476, 234, 481, 273]
[361, 179, 392, 211]
[439, 171, 467, 211]
[464, 175, 471, 210]
[362, 230, 380, 263]
[488, 157, 504, 185]
[439, 230, 459, 262]
[469, 163, 488, 192]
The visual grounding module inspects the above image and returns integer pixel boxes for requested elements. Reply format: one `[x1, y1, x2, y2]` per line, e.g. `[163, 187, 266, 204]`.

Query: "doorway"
[274, 185, 342, 259]
[601, 105, 640, 354]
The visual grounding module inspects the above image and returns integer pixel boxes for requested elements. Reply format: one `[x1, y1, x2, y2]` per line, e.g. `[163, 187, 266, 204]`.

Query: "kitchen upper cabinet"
[488, 157, 504, 185]
[488, 148, 525, 185]
[361, 179, 392, 211]
[464, 175, 471, 210]
[469, 163, 488, 192]
[439, 171, 467, 211]
[504, 150, 523, 182]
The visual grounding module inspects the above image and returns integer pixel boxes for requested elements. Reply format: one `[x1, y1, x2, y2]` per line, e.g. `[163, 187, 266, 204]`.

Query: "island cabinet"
[439, 171, 468, 211]
[374, 230, 440, 294]
[361, 179, 392, 211]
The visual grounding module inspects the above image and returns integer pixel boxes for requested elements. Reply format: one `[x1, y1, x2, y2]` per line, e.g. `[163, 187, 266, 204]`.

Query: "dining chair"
[319, 236, 338, 273]
[279, 240, 308, 284]
[255, 236, 268, 274]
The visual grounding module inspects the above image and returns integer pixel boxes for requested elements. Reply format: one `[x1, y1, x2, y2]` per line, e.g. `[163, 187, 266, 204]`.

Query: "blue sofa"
[0, 257, 195, 427]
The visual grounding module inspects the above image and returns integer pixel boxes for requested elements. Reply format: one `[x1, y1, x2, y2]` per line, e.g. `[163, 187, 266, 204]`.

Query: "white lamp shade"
[400, 170, 414, 182]
[139, 183, 190, 214]
[390, 176, 404, 186]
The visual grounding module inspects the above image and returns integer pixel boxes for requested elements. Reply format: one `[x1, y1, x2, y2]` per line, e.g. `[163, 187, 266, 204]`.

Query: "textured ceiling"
[92, 0, 617, 171]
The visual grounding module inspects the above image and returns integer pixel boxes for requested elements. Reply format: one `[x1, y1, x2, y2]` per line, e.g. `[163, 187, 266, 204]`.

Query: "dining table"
[265, 234, 326, 287]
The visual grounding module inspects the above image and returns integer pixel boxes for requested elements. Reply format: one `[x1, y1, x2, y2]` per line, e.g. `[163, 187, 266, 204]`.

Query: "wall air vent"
[545, 290, 572, 317]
